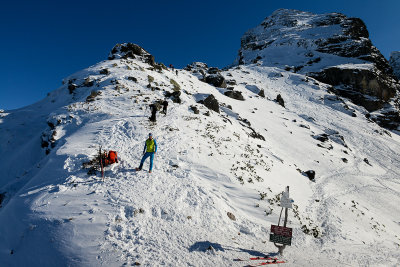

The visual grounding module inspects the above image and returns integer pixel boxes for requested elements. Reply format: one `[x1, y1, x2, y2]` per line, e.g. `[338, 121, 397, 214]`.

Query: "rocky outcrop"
[109, 43, 156, 66]
[184, 62, 208, 78]
[238, 9, 393, 73]
[390, 52, 400, 80]
[310, 66, 398, 111]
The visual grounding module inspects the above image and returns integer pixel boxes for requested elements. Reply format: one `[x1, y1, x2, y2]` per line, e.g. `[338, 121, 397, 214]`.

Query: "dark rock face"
[310, 67, 399, 111]
[258, 89, 265, 97]
[205, 74, 227, 88]
[224, 90, 245, 101]
[202, 94, 220, 113]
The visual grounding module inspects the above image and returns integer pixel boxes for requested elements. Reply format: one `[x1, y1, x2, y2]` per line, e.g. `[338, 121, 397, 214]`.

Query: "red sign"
[271, 225, 292, 237]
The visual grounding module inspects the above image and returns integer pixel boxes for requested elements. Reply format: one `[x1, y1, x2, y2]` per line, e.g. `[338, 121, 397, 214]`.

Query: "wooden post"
[99, 146, 104, 181]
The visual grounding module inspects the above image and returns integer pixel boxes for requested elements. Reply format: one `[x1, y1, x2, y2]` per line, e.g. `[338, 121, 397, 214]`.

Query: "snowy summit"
[0, 9, 400, 267]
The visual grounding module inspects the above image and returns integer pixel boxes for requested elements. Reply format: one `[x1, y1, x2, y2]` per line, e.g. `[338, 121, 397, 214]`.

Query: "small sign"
[280, 190, 293, 208]
[269, 234, 292, 246]
[270, 225, 292, 246]
[271, 225, 292, 237]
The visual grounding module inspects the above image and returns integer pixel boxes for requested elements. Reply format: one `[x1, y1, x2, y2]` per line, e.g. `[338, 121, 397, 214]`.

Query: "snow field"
[0, 56, 399, 266]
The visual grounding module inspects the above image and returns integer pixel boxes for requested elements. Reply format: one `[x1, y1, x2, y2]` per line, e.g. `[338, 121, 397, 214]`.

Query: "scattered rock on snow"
[86, 90, 102, 102]
[363, 158, 372, 166]
[99, 68, 109, 75]
[68, 83, 77, 94]
[190, 106, 200, 114]
[313, 133, 329, 142]
[83, 77, 94, 87]
[276, 94, 285, 107]
[227, 212, 236, 221]
[304, 170, 316, 181]
[127, 76, 137, 82]
[224, 90, 245, 101]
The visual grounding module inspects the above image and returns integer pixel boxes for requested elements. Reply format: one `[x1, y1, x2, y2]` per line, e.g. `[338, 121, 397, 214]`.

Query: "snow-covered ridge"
[0, 30, 400, 267]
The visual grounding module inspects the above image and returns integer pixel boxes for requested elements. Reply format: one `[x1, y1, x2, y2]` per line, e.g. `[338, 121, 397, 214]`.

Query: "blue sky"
[1, 0, 399, 110]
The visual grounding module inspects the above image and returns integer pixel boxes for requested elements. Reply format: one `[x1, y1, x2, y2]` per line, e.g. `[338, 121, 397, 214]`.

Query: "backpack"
[107, 151, 118, 164]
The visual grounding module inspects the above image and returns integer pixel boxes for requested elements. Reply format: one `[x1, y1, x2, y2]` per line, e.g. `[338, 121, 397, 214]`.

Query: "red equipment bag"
[107, 151, 118, 164]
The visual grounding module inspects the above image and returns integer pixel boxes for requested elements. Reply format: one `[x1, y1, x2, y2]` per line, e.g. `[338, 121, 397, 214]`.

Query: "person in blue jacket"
[136, 133, 157, 173]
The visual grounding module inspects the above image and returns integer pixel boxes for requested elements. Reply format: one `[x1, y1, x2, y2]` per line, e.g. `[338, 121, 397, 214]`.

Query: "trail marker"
[269, 186, 294, 255]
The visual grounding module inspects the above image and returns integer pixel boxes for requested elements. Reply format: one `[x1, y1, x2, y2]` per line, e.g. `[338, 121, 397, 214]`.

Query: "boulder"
[224, 90, 245, 101]
[202, 94, 220, 113]
[276, 94, 285, 107]
[190, 106, 200, 114]
[304, 170, 316, 181]
[99, 68, 109, 75]
[205, 74, 227, 88]
[227, 212, 236, 221]
[127, 76, 137, 82]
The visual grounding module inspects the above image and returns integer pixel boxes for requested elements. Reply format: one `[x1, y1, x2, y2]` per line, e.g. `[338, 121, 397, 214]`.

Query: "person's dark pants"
[139, 152, 154, 171]
[150, 111, 156, 122]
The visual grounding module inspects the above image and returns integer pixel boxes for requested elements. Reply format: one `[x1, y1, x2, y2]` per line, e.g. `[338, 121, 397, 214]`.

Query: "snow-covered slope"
[390, 51, 400, 79]
[1, 43, 400, 266]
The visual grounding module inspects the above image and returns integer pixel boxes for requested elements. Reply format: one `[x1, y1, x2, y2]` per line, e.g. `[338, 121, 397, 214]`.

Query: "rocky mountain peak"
[237, 9, 400, 127]
[238, 9, 385, 70]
